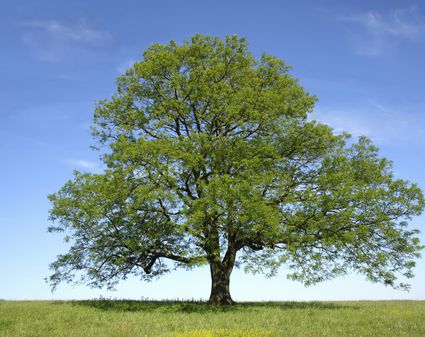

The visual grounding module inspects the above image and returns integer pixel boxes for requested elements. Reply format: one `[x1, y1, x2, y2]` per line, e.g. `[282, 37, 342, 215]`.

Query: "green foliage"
[48, 34, 424, 293]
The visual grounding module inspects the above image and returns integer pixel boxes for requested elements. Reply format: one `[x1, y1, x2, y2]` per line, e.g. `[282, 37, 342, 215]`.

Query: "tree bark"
[208, 262, 235, 305]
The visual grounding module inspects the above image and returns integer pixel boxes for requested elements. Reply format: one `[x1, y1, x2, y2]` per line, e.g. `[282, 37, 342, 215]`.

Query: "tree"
[48, 35, 424, 305]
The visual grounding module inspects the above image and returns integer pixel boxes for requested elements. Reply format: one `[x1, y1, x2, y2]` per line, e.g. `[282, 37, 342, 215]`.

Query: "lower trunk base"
[208, 292, 235, 305]
[208, 265, 235, 305]
[208, 258, 236, 305]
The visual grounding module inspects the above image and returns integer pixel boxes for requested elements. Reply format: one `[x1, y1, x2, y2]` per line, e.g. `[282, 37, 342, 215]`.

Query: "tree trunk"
[208, 262, 234, 305]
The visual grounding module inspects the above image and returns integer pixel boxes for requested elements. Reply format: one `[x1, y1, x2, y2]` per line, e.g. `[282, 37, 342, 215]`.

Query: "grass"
[1, 299, 424, 336]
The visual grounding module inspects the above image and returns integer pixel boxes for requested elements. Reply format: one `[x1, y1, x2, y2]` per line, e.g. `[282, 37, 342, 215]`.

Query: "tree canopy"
[48, 35, 424, 304]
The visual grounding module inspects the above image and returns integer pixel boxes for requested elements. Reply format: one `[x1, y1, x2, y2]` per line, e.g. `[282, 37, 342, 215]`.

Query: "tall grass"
[1, 300, 424, 336]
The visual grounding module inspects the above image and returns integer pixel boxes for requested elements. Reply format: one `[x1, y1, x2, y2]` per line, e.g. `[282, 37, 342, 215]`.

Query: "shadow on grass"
[65, 299, 356, 313]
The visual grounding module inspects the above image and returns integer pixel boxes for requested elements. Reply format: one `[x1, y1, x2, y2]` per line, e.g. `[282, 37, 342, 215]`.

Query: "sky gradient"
[1, 0, 425, 301]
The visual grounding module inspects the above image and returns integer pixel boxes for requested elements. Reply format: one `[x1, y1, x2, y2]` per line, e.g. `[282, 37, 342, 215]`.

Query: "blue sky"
[1, 0, 425, 301]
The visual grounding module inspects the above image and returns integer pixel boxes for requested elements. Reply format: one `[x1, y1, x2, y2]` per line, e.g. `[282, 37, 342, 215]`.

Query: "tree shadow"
[66, 299, 357, 313]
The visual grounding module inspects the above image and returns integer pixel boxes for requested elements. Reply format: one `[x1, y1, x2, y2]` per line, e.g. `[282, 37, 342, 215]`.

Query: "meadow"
[0, 299, 424, 337]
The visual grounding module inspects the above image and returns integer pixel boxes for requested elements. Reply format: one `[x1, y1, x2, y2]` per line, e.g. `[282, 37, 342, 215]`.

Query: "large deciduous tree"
[48, 35, 424, 304]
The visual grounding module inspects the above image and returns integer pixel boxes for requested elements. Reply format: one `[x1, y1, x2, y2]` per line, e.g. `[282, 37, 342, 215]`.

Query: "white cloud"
[314, 100, 425, 147]
[22, 19, 113, 62]
[116, 58, 137, 74]
[67, 159, 102, 172]
[341, 6, 425, 57]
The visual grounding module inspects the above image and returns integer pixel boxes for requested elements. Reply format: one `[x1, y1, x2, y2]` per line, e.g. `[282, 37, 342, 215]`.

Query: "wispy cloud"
[22, 19, 113, 62]
[314, 100, 425, 147]
[116, 58, 137, 74]
[341, 6, 425, 57]
[67, 159, 102, 172]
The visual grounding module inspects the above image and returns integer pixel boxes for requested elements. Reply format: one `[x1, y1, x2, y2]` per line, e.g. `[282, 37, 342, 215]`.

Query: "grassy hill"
[1, 300, 424, 336]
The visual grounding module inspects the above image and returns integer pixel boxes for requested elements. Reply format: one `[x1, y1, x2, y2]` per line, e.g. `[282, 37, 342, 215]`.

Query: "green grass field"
[0, 300, 424, 337]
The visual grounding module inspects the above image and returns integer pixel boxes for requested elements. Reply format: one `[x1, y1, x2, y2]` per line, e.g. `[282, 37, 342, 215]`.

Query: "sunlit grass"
[1, 300, 424, 336]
